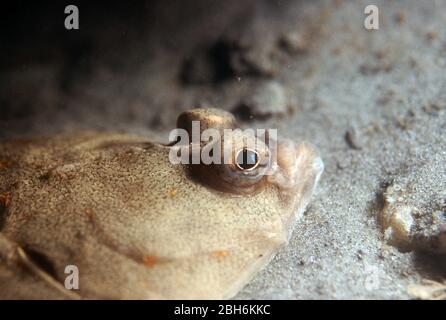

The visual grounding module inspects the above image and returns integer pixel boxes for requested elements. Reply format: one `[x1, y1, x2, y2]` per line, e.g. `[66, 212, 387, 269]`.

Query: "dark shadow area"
[413, 251, 446, 281]
[22, 247, 59, 280]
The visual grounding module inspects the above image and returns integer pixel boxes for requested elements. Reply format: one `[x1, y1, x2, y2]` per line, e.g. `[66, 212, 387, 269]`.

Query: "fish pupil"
[236, 148, 259, 170]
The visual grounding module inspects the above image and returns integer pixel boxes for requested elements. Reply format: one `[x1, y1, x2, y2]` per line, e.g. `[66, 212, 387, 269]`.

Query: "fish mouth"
[267, 139, 324, 196]
[265, 139, 324, 240]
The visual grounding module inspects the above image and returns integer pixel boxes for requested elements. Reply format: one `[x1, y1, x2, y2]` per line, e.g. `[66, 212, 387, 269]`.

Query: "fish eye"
[235, 148, 260, 171]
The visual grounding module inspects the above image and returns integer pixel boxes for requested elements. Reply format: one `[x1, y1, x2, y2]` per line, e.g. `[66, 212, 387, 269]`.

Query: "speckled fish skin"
[0, 108, 323, 299]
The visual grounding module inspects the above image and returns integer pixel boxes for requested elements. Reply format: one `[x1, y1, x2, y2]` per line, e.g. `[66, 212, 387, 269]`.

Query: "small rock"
[394, 11, 406, 25]
[345, 126, 363, 150]
[382, 203, 414, 251]
[233, 81, 288, 121]
[423, 102, 445, 116]
[359, 63, 393, 75]
[221, 21, 280, 77]
[380, 158, 446, 254]
[278, 31, 308, 54]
